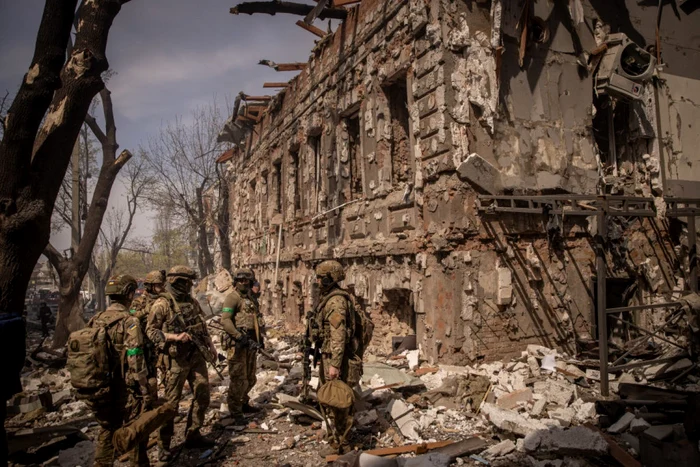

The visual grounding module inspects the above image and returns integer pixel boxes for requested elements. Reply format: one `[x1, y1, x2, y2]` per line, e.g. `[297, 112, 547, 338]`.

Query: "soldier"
[146, 266, 217, 462]
[312, 260, 366, 457]
[221, 268, 265, 423]
[130, 270, 166, 398]
[72, 275, 154, 467]
[39, 302, 52, 337]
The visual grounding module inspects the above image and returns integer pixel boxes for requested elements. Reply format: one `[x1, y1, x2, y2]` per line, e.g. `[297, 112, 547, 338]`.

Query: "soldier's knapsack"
[66, 309, 126, 398]
[319, 289, 374, 359]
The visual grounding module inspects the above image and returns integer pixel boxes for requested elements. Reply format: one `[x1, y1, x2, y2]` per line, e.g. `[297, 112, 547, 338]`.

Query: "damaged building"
[217, 0, 700, 381]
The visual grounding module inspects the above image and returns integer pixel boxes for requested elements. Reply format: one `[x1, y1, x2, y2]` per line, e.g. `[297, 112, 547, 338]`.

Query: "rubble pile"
[8, 315, 700, 467]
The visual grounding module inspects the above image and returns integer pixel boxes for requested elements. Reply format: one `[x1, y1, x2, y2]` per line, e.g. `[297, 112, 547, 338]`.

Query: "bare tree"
[43, 85, 134, 347]
[144, 103, 227, 277]
[215, 163, 232, 271]
[88, 157, 152, 311]
[51, 123, 99, 232]
[0, 0, 132, 346]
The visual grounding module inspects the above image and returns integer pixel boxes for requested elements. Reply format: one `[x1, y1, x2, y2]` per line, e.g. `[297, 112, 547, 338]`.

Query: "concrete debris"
[496, 388, 533, 410]
[481, 403, 549, 437]
[533, 381, 574, 407]
[406, 349, 420, 370]
[607, 412, 636, 434]
[356, 409, 379, 427]
[629, 417, 651, 434]
[531, 399, 547, 417]
[481, 439, 516, 459]
[362, 363, 424, 388]
[522, 427, 608, 457]
[548, 408, 575, 427]
[398, 453, 451, 467]
[387, 399, 421, 441]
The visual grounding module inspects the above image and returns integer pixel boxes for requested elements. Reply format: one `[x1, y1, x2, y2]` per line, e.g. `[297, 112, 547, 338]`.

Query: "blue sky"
[0, 0, 319, 250]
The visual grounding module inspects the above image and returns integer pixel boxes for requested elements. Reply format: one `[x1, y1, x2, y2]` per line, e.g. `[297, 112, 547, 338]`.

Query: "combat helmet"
[105, 274, 138, 297]
[233, 268, 255, 282]
[315, 260, 345, 284]
[144, 269, 166, 285]
[166, 265, 197, 283]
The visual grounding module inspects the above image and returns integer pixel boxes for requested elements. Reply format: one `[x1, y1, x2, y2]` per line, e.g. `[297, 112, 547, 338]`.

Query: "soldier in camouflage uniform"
[221, 268, 265, 423]
[146, 266, 217, 462]
[90, 275, 153, 467]
[313, 260, 362, 457]
[129, 270, 166, 399]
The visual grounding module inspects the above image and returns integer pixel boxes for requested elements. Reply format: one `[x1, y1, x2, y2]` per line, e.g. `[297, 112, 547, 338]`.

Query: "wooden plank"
[263, 82, 289, 88]
[325, 440, 454, 462]
[333, 0, 362, 6]
[243, 95, 272, 101]
[296, 20, 327, 38]
[275, 62, 307, 71]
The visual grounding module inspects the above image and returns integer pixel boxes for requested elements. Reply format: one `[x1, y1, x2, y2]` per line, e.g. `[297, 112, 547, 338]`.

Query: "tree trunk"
[0, 0, 131, 339]
[195, 186, 215, 276]
[217, 166, 232, 271]
[53, 279, 85, 347]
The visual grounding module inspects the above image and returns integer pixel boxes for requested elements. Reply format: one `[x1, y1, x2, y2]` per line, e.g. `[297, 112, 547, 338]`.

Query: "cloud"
[109, 43, 257, 120]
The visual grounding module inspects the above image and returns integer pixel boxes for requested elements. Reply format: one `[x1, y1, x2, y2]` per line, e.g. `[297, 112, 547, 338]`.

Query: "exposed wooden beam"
[236, 115, 257, 124]
[296, 20, 327, 38]
[243, 95, 272, 101]
[304, 0, 329, 25]
[263, 82, 290, 88]
[333, 0, 362, 6]
[230, 1, 347, 20]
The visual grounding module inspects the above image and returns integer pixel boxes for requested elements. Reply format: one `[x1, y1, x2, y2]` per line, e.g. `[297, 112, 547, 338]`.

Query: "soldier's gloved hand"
[235, 334, 250, 348]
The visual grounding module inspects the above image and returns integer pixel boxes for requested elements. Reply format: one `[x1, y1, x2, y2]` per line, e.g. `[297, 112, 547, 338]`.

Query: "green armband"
[129, 309, 138, 314]
[126, 347, 143, 356]
[222, 307, 233, 314]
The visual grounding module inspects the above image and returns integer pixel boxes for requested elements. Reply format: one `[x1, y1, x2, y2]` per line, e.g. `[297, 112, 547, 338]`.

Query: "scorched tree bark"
[0, 0, 132, 335]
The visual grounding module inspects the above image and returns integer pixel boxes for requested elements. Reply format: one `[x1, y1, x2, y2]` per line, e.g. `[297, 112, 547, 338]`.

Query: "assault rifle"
[175, 314, 225, 380]
[207, 321, 277, 362]
[301, 310, 321, 402]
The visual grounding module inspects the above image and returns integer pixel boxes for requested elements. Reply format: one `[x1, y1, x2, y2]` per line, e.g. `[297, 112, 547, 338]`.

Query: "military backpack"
[66, 309, 126, 398]
[317, 289, 374, 359]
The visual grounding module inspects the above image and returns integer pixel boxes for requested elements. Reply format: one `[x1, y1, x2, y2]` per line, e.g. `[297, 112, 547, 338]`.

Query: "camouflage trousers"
[319, 355, 357, 447]
[90, 388, 148, 467]
[158, 354, 210, 450]
[226, 345, 257, 416]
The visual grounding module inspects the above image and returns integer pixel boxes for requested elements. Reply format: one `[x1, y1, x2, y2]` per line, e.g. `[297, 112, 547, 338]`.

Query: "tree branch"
[43, 242, 65, 275]
[230, 1, 347, 20]
[0, 0, 78, 200]
[32, 0, 132, 203]
[84, 112, 107, 145]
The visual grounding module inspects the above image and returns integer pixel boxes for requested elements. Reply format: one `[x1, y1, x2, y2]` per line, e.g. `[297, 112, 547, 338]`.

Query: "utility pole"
[71, 140, 81, 253]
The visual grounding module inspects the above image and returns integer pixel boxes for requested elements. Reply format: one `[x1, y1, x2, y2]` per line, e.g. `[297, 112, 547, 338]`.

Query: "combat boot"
[155, 447, 172, 467]
[242, 402, 261, 413]
[318, 442, 339, 458]
[184, 429, 216, 449]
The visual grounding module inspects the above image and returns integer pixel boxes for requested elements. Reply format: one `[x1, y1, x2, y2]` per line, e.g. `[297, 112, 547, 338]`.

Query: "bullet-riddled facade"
[220, 0, 700, 364]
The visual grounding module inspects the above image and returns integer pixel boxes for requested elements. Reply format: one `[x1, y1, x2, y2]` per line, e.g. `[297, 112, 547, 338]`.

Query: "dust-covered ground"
[8, 315, 700, 467]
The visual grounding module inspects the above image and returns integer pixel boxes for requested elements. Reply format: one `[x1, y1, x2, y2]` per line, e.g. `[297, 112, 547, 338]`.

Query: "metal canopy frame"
[478, 195, 700, 395]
